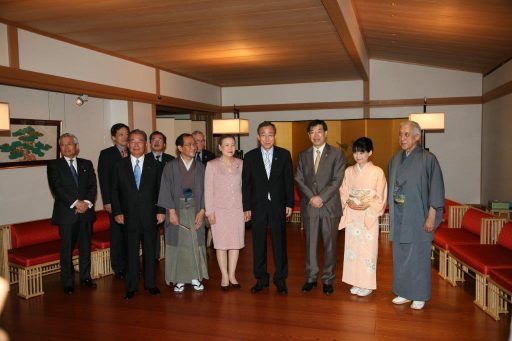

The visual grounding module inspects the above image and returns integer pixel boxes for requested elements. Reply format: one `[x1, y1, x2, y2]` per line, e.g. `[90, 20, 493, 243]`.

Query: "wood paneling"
[6, 25, 19, 69]
[353, 0, 512, 74]
[483, 80, 512, 103]
[0, 1, 510, 86]
[0, 1, 358, 86]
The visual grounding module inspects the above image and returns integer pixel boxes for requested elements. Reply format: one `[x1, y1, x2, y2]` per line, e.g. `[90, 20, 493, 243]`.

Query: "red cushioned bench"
[90, 211, 165, 276]
[90, 210, 113, 277]
[0, 218, 100, 299]
[448, 221, 512, 314]
[433, 205, 504, 281]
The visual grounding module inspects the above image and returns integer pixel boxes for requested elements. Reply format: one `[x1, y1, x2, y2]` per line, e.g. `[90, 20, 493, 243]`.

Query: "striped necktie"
[69, 159, 78, 185]
[134, 159, 141, 189]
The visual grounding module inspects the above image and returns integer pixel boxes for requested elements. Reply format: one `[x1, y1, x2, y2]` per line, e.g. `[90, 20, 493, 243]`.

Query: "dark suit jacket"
[242, 146, 294, 219]
[199, 149, 216, 165]
[47, 157, 97, 224]
[146, 152, 175, 169]
[111, 156, 165, 232]
[295, 144, 345, 218]
[98, 145, 126, 205]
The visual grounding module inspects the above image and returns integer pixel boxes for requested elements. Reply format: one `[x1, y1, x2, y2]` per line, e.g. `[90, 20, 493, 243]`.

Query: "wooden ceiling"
[0, 0, 511, 87]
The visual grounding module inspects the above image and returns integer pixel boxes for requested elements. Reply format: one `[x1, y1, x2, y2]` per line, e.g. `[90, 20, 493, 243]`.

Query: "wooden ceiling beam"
[321, 0, 369, 81]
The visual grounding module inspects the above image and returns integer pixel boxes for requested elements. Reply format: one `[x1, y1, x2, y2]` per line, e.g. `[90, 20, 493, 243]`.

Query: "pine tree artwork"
[0, 126, 53, 161]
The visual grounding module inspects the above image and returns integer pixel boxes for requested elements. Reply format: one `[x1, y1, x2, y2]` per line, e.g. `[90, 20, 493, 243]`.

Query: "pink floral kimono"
[339, 162, 387, 289]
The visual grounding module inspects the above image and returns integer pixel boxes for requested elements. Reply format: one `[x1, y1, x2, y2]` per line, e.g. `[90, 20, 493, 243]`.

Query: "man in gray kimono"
[388, 120, 444, 310]
[157, 133, 208, 293]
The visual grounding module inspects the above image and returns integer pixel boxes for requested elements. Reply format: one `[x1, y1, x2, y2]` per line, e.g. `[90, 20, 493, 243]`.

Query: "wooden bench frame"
[487, 277, 511, 321]
[1, 224, 101, 299]
[446, 217, 507, 312]
[432, 205, 504, 281]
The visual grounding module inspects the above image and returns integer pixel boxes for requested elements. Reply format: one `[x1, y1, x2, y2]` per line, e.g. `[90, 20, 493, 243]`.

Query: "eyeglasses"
[182, 143, 195, 147]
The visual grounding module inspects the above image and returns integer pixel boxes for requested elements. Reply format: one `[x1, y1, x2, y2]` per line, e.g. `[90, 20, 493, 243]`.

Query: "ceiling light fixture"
[75, 94, 88, 106]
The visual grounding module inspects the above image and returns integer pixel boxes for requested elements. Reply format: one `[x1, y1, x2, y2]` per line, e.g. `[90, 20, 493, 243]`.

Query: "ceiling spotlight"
[75, 94, 88, 106]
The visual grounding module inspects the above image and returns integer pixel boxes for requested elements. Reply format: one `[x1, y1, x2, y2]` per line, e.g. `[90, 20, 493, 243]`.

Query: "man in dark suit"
[47, 133, 97, 294]
[111, 129, 166, 300]
[295, 120, 345, 295]
[242, 121, 294, 294]
[192, 130, 215, 165]
[98, 123, 129, 279]
[146, 131, 175, 261]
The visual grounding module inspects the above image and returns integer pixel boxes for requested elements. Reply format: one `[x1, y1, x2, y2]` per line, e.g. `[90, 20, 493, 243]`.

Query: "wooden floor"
[2, 224, 511, 340]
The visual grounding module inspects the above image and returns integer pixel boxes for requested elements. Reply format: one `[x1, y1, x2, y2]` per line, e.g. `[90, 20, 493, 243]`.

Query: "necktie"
[134, 159, 141, 189]
[155, 154, 161, 162]
[196, 152, 201, 162]
[69, 159, 78, 184]
[121, 148, 127, 158]
[314, 149, 321, 174]
[264, 151, 271, 179]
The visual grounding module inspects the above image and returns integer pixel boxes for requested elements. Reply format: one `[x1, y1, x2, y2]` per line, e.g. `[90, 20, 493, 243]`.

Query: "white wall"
[222, 61, 482, 203]
[222, 81, 364, 152]
[482, 59, 512, 205]
[160, 70, 221, 106]
[132, 102, 153, 138]
[370, 60, 482, 99]
[369, 60, 483, 203]
[0, 23, 8, 67]
[0, 84, 142, 224]
[18, 30, 156, 94]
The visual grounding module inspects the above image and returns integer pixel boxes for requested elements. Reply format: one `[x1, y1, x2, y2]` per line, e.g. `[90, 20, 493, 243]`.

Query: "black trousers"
[109, 213, 125, 274]
[125, 228, 158, 292]
[251, 201, 288, 284]
[58, 220, 92, 288]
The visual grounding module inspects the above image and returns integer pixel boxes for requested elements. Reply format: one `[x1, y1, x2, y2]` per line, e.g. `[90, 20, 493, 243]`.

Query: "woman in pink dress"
[339, 137, 387, 297]
[205, 135, 246, 291]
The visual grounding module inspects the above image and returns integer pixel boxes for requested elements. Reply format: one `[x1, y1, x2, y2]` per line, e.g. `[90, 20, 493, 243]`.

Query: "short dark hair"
[218, 134, 236, 146]
[257, 121, 276, 135]
[129, 129, 147, 142]
[307, 119, 328, 132]
[149, 131, 166, 144]
[176, 133, 193, 147]
[352, 137, 373, 153]
[110, 123, 129, 137]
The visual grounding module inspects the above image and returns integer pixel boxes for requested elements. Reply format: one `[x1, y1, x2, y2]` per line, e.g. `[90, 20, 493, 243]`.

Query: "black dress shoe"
[221, 285, 230, 292]
[230, 283, 241, 289]
[250, 281, 269, 293]
[63, 286, 74, 295]
[115, 272, 125, 280]
[323, 283, 334, 295]
[80, 279, 97, 288]
[145, 287, 161, 296]
[124, 291, 135, 300]
[275, 281, 288, 295]
[301, 281, 317, 292]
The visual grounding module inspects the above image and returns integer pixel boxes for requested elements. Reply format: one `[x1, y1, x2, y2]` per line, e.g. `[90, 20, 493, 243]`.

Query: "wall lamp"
[75, 94, 88, 106]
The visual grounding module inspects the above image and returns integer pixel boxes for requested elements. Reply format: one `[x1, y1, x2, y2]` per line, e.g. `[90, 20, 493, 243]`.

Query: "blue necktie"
[134, 159, 141, 189]
[69, 159, 78, 185]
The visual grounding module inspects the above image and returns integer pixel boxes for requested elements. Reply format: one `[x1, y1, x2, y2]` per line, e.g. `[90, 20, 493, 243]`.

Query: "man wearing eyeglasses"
[192, 130, 215, 165]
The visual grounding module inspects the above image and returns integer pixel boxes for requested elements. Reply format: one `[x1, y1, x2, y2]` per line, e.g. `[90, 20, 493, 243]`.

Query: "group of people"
[47, 118, 444, 310]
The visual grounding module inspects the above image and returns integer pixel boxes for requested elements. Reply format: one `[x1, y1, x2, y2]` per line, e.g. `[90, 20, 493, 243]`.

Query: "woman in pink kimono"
[205, 135, 246, 291]
[339, 137, 387, 297]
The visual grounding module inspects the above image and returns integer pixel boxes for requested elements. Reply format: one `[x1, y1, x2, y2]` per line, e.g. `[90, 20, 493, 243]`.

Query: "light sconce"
[75, 94, 88, 106]
[0, 102, 10, 132]
[409, 97, 445, 150]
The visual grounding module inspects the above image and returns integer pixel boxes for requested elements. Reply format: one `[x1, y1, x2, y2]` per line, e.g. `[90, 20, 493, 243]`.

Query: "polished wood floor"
[2, 224, 511, 340]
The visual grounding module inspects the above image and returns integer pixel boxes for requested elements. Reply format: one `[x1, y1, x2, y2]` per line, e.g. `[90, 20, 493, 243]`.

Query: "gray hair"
[401, 121, 422, 136]
[191, 130, 205, 137]
[59, 133, 78, 145]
